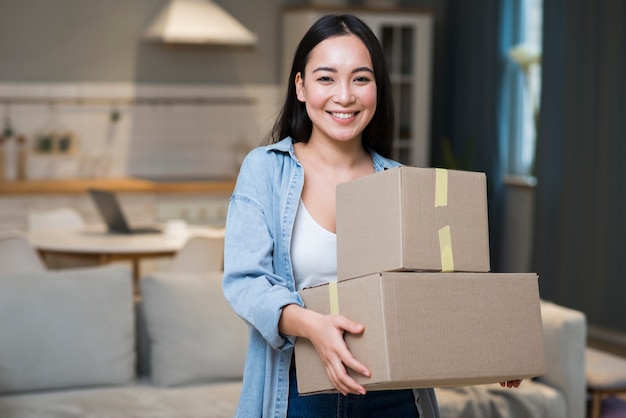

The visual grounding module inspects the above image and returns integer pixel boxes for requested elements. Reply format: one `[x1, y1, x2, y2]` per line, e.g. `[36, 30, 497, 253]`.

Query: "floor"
[588, 397, 626, 418]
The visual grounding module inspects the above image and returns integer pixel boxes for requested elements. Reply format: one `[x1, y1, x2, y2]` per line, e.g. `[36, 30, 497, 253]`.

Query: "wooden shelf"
[0, 178, 236, 195]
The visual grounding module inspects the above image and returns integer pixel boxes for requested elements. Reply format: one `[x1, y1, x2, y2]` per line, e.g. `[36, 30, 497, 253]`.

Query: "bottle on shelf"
[0, 135, 6, 182]
[16, 135, 27, 180]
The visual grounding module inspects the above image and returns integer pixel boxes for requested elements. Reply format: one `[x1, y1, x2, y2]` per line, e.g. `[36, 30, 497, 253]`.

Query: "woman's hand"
[279, 304, 370, 396]
[308, 313, 370, 396]
[500, 380, 522, 388]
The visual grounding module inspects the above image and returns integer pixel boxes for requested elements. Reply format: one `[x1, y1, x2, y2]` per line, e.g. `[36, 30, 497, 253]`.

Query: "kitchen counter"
[0, 178, 236, 195]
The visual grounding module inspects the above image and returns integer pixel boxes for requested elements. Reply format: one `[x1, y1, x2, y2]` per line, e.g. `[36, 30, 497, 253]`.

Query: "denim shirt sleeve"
[222, 144, 303, 351]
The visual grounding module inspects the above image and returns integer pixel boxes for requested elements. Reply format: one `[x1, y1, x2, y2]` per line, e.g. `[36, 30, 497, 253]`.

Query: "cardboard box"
[295, 272, 545, 394]
[337, 167, 490, 280]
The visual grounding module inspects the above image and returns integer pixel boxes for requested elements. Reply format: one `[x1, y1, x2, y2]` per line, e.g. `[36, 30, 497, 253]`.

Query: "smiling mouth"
[329, 111, 357, 119]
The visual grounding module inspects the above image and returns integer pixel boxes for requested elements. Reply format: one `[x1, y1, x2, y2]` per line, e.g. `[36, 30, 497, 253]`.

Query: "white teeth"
[331, 112, 355, 119]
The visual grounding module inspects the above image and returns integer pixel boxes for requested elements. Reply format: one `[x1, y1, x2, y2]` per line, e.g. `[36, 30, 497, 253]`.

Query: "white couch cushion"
[0, 265, 135, 394]
[435, 380, 567, 418]
[140, 272, 247, 387]
[0, 380, 242, 418]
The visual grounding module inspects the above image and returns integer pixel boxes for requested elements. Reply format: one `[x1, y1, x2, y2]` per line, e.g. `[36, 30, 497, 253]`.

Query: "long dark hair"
[269, 14, 394, 158]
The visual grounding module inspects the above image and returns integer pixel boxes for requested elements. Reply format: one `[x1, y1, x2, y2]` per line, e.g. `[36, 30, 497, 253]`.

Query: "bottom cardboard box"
[295, 272, 545, 394]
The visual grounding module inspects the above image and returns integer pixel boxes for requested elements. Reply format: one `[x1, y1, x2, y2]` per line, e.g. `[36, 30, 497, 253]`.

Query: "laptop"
[88, 189, 161, 234]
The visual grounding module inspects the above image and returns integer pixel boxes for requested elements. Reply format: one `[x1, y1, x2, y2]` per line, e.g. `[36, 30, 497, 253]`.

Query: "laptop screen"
[88, 189, 133, 234]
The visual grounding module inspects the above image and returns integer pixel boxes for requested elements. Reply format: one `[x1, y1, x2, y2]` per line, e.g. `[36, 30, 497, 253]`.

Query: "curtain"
[437, 0, 523, 272]
[533, 0, 626, 330]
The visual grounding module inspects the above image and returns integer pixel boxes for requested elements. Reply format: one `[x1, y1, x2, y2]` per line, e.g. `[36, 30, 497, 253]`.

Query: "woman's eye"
[354, 76, 372, 83]
[317, 76, 333, 82]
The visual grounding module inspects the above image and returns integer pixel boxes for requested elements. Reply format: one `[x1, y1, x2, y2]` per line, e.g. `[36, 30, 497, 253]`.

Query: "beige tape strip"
[435, 168, 448, 207]
[438, 225, 455, 272]
[328, 281, 339, 315]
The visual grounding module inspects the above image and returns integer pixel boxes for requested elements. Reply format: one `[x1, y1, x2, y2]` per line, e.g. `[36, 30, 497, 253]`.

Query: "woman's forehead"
[306, 35, 372, 71]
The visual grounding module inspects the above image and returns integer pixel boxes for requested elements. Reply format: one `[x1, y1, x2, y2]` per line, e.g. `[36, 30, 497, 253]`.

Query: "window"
[508, 0, 543, 177]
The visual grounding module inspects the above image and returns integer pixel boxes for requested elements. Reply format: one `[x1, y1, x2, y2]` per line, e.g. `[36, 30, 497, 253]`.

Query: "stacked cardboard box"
[295, 167, 545, 394]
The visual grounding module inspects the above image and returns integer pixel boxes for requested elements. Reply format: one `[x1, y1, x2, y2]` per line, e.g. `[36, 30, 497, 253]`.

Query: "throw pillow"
[0, 264, 135, 394]
[140, 272, 247, 387]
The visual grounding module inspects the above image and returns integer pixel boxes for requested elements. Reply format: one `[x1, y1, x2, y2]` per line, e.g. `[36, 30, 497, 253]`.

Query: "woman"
[223, 14, 517, 417]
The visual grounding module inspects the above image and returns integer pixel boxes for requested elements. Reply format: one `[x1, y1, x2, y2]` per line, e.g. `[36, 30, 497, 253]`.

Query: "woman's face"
[295, 34, 377, 145]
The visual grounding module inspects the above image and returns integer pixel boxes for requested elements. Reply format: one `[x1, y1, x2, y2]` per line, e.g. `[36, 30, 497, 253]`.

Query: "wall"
[0, 0, 447, 181]
[0, 0, 284, 179]
[0, 83, 280, 180]
[0, 0, 445, 85]
[0, 0, 280, 84]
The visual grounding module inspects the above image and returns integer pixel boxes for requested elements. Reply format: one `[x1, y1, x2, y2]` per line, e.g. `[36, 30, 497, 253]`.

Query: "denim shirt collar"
[267, 136, 397, 173]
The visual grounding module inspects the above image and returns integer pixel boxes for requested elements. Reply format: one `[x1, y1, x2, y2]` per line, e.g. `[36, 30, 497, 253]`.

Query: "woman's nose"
[334, 82, 355, 105]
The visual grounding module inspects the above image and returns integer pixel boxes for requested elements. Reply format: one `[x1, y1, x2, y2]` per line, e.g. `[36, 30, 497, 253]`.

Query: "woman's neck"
[296, 136, 370, 171]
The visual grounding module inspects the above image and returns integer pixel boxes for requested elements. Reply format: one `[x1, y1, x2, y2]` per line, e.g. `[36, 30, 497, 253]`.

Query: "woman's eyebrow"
[312, 66, 337, 73]
[352, 66, 374, 74]
[311, 66, 374, 74]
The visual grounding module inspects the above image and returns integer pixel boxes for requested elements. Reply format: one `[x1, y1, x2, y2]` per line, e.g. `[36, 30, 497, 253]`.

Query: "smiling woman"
[273, 14, 395, 158]
[281, 8, 434, 168]
[222, 14, 440, 418]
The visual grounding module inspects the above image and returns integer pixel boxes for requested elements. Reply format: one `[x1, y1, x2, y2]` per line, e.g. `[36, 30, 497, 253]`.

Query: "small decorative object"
[33, 129, 77, 154]
[0, 135, 6, 182]
[1, 115, 18, 181]
[16, 135, 27, 180]
[35, 134, 53, 153]
[1, 110, 14, 181]
[33, 105, 78, 155]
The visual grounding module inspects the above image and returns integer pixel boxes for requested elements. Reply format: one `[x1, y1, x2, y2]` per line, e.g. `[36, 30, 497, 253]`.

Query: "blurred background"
[0, 0, 624, 352]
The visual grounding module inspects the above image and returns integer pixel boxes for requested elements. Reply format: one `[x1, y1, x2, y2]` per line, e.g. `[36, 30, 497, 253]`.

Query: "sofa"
[0, 265, 587, 418]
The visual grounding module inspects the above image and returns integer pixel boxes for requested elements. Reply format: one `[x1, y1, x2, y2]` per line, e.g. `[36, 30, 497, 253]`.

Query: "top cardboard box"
[337, 166, 490, 280]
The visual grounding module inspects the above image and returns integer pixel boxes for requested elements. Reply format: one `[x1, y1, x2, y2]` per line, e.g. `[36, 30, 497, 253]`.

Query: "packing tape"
[328, 281, 339, 315]
[438, 225, 455, 272]
[435, 168, 448, 207]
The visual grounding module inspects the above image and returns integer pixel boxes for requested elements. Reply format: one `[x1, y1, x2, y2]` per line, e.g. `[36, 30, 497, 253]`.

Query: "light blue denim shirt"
[222, 137, 439, 418]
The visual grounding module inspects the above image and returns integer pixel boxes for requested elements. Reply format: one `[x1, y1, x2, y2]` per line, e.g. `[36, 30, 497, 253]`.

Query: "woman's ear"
[295, 72, 306, 103]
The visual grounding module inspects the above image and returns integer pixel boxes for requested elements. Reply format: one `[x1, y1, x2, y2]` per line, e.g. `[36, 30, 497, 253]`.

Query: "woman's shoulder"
[234, 137, 297, 193]
[243, 137, 294, 165]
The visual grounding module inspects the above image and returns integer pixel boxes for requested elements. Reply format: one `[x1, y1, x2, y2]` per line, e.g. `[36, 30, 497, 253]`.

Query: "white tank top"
[291, 200, 337, 291]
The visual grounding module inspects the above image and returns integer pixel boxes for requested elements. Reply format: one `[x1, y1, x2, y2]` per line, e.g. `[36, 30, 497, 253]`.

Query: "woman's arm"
[223, 150, 303, 350]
